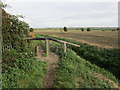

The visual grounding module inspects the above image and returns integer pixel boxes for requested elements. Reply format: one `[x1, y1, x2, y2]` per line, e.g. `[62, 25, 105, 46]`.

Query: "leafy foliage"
[81, 28, 84, 31]
[87, 28, 90, 31]
[36, 34, 120, 81]
[30, 28, 34, 32]
[2, 9, 31, 53]
[38, 38, 119, 88]
[51, 47, 119, 88]
[63, 26, 67, 32]
[2, 58, 46, 88]
[2, 9, 47, 88]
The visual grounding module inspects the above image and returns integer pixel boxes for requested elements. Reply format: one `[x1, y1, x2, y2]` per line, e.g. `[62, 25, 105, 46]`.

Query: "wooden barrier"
[45, 39, 49, 56]
[26, 37, 80, 56]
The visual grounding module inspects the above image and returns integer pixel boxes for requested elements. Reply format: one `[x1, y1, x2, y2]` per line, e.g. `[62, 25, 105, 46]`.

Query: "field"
[2, 8, 120, 88]
[34, 30, 118, 49]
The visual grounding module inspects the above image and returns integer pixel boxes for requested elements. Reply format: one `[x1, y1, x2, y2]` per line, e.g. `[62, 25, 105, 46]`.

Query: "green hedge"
[53, 49, 119, 88]
[36, 34, 120, 81]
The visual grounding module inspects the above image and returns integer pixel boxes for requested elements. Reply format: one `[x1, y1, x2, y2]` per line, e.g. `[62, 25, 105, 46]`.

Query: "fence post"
[63, 42, 67, 53]
[45, 38, 49, 56]
[55, 46, 59, 53]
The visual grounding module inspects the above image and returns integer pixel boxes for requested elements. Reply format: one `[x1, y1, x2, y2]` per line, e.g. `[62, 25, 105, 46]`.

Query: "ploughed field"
[34, 31, 118, 49]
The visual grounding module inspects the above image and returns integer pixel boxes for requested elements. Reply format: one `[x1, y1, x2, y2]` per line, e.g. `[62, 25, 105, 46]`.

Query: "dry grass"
[34, 31, 118, 49]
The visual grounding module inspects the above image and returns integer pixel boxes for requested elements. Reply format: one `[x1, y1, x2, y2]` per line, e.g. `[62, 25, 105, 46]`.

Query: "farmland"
[2, 7, 120, 88]
[34, 30, 118, 49]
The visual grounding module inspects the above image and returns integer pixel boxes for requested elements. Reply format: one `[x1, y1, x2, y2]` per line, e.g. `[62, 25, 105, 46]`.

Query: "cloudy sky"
[2, 0, 119, 28]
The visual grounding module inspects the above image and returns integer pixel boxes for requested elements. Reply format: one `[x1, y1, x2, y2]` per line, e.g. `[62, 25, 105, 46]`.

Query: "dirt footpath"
[35, 44, 59, 88]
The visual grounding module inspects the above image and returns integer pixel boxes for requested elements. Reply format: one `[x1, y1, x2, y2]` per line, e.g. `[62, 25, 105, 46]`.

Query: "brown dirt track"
[34, 31, 118, 49]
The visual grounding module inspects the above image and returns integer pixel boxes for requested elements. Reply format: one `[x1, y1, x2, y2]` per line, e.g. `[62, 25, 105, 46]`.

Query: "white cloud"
[5, 2, 118, 28]
[3, 0, 120, 2]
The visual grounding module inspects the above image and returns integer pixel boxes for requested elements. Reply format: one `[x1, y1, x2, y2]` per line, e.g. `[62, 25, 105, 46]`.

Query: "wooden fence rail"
[26, 37, 80, 56]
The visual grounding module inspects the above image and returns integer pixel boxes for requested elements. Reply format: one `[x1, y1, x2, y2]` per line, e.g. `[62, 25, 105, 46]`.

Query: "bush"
[2, 58, 46, 88]
[81, 28, 84, 31]
[87, 28, 90, 31]
[30, 28, 34, 32]
[63, 26, 67, 32]
[36, 34, 120, 81]
[53, 48, 118, 88]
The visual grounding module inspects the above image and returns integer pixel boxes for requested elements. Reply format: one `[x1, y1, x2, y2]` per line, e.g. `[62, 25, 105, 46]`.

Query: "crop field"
[34, 30, 118, 49]
[2, 8, 120, 88]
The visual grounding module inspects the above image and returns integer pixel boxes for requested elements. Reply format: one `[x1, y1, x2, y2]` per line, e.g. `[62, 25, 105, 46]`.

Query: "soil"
[35, 44, 59, 88]
[93, 73, 120, 88]
[34, 31, 118, 49]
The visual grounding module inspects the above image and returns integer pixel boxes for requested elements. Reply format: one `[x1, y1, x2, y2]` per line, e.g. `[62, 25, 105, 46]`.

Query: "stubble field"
[34, 30, 118, 49]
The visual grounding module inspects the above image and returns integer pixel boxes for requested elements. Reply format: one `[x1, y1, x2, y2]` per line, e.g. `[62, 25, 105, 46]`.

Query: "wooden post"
[55, 46, 59, 53]
[63, 42, 67, 53]
[45, 39, 49, 56]
[35, 46, 37, 56]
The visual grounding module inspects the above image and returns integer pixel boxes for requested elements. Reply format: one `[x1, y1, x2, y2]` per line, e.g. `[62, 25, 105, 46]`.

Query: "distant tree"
[76, 28, 80, 30]
[117, 28, 119, 31]
[111, 30, 115, 31]
[30, 28, 34, 32]
[81, 28, 84, 31]
[87, 28, 90, 31]
[64, 26, 67, 32]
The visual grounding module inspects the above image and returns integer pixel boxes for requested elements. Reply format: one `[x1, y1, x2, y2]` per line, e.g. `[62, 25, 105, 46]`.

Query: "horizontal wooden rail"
[26, 37, 80, 55]
[26, 37, 80, 47]
[49, 38, 80, 47]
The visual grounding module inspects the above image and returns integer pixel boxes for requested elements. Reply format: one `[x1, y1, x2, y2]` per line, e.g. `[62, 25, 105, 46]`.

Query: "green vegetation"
[38, 39, 119, 88]
[63, 26, 68, 32]
[87, 28, 90, 31]
[2, 7, 119, 88]
[30, 28, 34, 32]
[36, 34, 120, 82]
[2, 9, 47, 88]
[69, 44, 120, 81]
[3, 58, 46, 88]
[33, 27, 118, 31]
[81, 28, 84, 31]
[53, 49, 118, 88]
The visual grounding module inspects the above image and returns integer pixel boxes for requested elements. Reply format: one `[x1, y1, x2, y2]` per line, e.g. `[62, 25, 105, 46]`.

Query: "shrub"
[53, 48, 118, 88]
[63, 26, 67, 32]
[2, 58, 46, 88]
[81, 28, 84, 31]
[30, 28, 34, 32]
[87, 28, 90, 31]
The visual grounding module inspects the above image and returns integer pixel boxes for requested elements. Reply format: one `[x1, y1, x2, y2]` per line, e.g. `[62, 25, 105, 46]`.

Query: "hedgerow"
[39, 39, 119, 88]
[2, 9, 47, 88]
[2, 58, 46, 88]
[36, 34, 120, 81]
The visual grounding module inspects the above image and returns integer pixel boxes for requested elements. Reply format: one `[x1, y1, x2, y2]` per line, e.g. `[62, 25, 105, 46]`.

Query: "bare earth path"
[35, 44, 59, 88]
[34, 44, 120, 88]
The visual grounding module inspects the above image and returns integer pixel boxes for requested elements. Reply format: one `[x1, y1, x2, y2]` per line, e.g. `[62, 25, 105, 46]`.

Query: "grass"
[38, 39, 119, 88]
[2, 58, 47, 88]
[34, 30, 118, 48]
[3, 33, 119, 88]
[53, 47, 119, 88]
[2, 40, 47, 88]
[36, 34, 120, 82]
[33, 28, 116, 31]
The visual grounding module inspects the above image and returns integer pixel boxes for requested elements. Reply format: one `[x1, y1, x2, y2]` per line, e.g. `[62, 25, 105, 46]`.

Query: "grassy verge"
[53, 48, 119, 88]
[39, 39, 119, 88]
[36, 34, 120, 82]
[2, 40, 47, 88]
[2, 57, 46, 88]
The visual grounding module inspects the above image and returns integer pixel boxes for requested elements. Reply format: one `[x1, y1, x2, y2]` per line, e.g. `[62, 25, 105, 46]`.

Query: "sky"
[1, 0, 119, 28]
